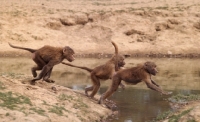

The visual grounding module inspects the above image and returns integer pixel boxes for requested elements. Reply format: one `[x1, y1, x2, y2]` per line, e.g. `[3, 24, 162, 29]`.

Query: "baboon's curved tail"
[62, 62, 93, 72]
[111, 41, 118, 56]
[8, 43, 37, 53]
[111, 41, 119, 71]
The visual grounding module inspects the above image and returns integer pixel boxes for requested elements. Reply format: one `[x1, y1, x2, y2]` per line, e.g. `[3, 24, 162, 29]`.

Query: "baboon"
[9, 43, 75, 84]
[62, 41, 125, 98]
[99, 61, 171, 104]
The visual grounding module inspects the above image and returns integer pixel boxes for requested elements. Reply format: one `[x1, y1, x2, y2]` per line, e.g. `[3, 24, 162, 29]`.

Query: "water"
[1, 57, 200, 122]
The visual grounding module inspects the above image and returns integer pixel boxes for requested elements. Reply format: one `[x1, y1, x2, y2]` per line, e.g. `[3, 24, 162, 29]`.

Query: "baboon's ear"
[63, 48, 66, 53]
[144, 61, 151, 71]
[63, 46, 68, 53]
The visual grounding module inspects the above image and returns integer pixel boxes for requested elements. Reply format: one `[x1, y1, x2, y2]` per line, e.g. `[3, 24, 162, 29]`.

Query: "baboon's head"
[113, 54, 125, 67]
[117, 55, 125, 67]
[144, 61, 158, 76]
[63, 46, 75, 62]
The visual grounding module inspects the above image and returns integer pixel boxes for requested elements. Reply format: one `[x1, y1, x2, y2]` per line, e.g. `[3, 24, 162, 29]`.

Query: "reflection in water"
[1, 57, 200, 122]
[124, 119, 133, 122]
[68, 85, 200, 122]
[99, 88, 171, 122]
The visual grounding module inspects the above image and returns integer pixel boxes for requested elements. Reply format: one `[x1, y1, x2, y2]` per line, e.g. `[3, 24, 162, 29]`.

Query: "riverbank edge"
[0, 73, 112, 122]
[1, 51, 200, 59]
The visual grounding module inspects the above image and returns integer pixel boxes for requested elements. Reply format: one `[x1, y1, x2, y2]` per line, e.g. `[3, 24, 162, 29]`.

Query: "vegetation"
[0, 81, 5, 90]
[151, 94, 200, 122]
[73, 98, 89, 109]
[0, 91, 32, 110]
[58, 94, 74, 101]
[151, 108, 194, 122]
[49, 105, 70, 116]
[168, 108, 194, 122]
[30, 107, 46, 116]
[169, 94, 200, 103]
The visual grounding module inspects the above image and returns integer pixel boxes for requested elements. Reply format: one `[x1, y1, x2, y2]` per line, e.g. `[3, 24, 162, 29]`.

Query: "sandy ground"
[1, 0, 200, 122]
[0, 0, 200, 57]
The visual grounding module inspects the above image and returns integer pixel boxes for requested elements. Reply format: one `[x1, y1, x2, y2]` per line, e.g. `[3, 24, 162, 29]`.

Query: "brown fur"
[62, 41, 125, 98]
[9, 43, 75, 84]
[99, 61, 171, 104]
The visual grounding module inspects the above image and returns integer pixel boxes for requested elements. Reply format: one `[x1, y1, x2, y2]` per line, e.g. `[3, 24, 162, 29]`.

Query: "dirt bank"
[1, 0, 200, 57]
[0, 73, 111, 122]
[153, 94, 200, 122]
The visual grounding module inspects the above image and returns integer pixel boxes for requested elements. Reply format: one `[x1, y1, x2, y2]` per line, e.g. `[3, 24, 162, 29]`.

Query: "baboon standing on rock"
[99, 61, 172, 104]
[62, 41, 125, 99]
[9, 43, 75, 85]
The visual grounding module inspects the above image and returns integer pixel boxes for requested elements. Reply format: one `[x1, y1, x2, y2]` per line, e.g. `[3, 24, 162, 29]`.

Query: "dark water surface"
[1, 57, 200, 122]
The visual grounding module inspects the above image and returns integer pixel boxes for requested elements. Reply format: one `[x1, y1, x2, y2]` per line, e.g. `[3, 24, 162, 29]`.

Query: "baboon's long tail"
[111, 41, 119, 71]
[111, 41, 118, 56]
[8, 43, 37, 53]
[61, 62, 93, 72]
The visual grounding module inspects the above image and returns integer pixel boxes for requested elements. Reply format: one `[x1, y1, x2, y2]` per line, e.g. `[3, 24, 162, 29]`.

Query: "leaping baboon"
[62, 41, 125, 99]
[9, 43, 75, 85]
[99, 61, 172, 104]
